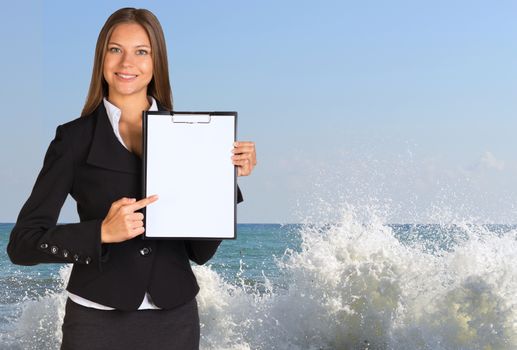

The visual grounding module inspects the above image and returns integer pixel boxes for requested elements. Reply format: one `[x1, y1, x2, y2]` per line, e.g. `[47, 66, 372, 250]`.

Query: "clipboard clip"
[171, 114, 211, 124]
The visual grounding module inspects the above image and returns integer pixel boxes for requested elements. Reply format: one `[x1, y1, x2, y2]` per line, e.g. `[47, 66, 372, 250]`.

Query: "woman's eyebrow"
[108, 41, 151, 48]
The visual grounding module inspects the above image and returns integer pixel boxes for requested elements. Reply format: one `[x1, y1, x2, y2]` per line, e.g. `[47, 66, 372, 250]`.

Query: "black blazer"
[7, 101, 243, 311]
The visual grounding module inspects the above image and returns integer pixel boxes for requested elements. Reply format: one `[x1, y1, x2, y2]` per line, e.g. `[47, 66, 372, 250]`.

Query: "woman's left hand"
[232, 141, 257, 176]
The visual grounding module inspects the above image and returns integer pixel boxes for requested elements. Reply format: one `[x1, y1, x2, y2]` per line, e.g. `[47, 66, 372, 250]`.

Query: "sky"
[2, 0, 517, 224]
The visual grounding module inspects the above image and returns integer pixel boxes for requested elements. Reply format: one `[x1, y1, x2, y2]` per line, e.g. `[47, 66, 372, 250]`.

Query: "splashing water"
[1, 267, 69, 349]
[194, 206, 517, 349]
[4, 205, 517, 349]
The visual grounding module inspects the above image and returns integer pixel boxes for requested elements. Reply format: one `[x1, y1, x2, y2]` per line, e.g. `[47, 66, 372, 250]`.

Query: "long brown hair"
[81, 7, 172, 116]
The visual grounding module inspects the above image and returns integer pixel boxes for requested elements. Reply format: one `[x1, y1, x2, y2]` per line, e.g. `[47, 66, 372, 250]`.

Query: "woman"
[7, 7, 256, 350]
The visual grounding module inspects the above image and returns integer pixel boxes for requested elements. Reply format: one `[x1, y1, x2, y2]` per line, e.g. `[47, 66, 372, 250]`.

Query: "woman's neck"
[106, 93, 151, 124]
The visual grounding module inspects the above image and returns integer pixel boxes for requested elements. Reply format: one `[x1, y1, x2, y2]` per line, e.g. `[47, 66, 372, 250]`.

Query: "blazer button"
[62, 249, 69, 258]
[40, 243, 48, 249]
[50, 246, 59, 254]
[73, 254, 80, 262]
[139, 247, 152, 256]
[85, 257, 91, 265]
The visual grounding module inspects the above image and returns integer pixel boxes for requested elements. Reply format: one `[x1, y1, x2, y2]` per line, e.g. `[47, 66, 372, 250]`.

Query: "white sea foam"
[1, 267, 68, 349]
[194, 207, 517, 349]
[5, 206, 517, 349]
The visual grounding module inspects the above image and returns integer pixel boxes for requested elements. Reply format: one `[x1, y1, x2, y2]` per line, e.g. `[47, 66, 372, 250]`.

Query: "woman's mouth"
[115, 73, 138, 81]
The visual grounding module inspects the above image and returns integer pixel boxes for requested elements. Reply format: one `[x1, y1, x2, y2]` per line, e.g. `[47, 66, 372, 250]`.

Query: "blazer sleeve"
[185, 185, 244, 265]
[7, 124, 106, 271]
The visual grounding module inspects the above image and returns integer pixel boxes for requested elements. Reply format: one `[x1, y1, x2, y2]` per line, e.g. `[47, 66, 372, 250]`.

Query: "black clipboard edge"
[141, 110, 238, 240]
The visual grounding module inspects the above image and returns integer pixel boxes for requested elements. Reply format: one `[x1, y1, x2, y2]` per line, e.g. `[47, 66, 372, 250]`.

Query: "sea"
[0, 209, 516, 349]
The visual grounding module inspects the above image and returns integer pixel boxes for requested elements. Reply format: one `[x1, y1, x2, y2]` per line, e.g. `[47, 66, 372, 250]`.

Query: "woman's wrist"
[100, 220, 107, 243]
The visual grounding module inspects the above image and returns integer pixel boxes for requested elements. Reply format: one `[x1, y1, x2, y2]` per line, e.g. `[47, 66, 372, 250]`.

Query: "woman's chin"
[110, 87, 147, 99]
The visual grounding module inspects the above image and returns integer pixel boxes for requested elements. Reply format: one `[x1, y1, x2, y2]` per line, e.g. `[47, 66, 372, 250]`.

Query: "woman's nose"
[120, 52, 134, 67]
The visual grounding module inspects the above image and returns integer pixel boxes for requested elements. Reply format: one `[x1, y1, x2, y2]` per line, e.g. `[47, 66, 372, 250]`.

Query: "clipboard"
[141, 111, 238, 239]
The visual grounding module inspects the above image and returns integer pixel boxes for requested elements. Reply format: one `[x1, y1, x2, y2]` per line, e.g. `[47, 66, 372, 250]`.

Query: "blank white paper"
[144, 113, 236, 238]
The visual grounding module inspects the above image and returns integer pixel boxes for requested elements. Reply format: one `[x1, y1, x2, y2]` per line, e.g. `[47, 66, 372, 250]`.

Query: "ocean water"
[0, 208, 516, 350]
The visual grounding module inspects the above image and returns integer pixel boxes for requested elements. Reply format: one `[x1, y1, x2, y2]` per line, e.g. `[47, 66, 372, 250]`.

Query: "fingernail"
[130, 198, 136, 202]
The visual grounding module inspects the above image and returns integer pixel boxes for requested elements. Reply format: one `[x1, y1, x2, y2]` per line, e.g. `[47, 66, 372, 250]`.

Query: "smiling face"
[103, 22, 153, 101]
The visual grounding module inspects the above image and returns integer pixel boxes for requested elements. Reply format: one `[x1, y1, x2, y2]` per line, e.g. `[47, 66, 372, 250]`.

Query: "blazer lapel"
[86, 100, 169, 174]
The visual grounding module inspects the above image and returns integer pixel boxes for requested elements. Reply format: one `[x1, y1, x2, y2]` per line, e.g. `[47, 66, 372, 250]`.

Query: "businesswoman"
[7, 7, 256, 350]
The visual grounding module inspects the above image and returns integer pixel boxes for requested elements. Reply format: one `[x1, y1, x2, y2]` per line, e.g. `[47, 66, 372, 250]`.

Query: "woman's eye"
[109, 47, 121, 53]
[137, 49, 149, 55]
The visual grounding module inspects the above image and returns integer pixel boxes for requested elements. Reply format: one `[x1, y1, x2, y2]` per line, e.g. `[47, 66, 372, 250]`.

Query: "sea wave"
[194, 207, 517, 349]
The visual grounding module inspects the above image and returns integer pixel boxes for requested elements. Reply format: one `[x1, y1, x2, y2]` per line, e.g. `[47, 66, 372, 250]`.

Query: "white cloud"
[479, 151, 505, 171]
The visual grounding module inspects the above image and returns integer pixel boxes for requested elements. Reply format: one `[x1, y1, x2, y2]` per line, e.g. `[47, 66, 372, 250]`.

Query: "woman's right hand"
[101, 195, 159, 243]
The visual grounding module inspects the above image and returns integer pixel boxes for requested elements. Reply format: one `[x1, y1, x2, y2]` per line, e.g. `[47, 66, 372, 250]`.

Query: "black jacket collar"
[86, 100, 168, 174]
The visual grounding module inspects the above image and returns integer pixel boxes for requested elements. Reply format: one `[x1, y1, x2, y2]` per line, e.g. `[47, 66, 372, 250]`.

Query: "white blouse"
[67, 96, 161, 310]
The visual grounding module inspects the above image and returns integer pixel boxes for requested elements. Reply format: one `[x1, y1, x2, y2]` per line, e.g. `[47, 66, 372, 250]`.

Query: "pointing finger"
[126, 195, 159, 212]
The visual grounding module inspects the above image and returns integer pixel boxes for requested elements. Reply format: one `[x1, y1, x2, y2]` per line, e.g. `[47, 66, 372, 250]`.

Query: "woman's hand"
[101, 195, 159, 243]
[232, 141, 257, 176]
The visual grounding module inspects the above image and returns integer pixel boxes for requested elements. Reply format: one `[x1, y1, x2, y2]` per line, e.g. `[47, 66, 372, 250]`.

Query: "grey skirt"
[60, 297, 200, 350]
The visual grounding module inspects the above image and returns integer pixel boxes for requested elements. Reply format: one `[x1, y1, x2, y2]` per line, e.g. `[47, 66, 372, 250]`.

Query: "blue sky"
[2, 1, 517, 223]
